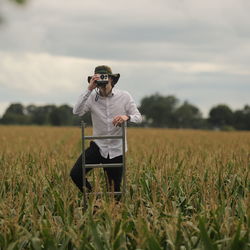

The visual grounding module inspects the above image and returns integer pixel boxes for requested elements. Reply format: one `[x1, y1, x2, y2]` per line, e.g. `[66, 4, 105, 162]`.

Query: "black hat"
[88, 65, 120, 85]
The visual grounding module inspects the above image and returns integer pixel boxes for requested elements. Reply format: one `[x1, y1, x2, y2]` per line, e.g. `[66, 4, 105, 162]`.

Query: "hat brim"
[87, 74, 120, 85]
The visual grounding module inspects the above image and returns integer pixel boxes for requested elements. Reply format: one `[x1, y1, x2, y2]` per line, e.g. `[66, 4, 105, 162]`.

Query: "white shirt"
[73, 88, 142, 159]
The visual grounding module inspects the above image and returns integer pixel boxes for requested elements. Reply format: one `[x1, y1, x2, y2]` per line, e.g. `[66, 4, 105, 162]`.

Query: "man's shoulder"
[114, 88, 131, 97]
[88, 90, 97, 99]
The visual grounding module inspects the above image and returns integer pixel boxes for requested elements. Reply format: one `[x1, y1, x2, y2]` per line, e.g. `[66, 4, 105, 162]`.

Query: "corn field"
[0, 125, 249, 249]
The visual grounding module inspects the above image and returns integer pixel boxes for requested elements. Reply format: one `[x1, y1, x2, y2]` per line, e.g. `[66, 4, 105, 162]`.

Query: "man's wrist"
[127, 115, 131, 121]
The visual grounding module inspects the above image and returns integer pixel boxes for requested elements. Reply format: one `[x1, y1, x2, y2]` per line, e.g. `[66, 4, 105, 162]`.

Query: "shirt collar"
[110, 88, 117, 96]
[106, 88, 117, 97]
[97, 88, 116, 99]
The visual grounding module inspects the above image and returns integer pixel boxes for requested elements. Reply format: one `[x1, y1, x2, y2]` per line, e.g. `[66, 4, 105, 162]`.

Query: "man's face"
[98, 77, 112, 96]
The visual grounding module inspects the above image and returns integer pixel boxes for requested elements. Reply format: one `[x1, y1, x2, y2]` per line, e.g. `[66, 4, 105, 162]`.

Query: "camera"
[96, 74, 109, 87]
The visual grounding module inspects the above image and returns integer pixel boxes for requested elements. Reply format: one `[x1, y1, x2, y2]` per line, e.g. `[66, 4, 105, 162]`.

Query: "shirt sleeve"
[125, 92, 142, 123]
[73, 90, 92, 116]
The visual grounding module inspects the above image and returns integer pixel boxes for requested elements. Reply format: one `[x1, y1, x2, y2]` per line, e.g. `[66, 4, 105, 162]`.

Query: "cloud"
[0, 50, 249, 117]
[2, 0, 250, 62]
[0, 52, 83, 94]
[0, 0, 249, 117]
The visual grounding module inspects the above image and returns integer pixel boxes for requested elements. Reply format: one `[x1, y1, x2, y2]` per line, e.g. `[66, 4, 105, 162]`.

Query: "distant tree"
[233, 110, 246, 130]
[208, 104, 233, 128]
[49, 105, 73, 126]
[0, 102, 91, 126]
[175, 101, 204, 128]
[140, 94, 179, 127]
[6, 103, 24, 115]
[1, 103, 28, 124]
[243, 105, 250, 130]
[26, 105, 57, 125]
[26, 104, 37, 115]
[25, 104, 37, 124]
[233, 105, 250, 130]
[1, 100, 249, 130]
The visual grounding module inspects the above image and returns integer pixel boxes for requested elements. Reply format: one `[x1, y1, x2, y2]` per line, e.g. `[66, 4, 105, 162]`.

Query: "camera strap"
[95, 88, 100, 102]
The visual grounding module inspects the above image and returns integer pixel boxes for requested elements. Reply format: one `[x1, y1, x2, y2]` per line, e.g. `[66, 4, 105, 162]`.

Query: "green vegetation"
[0, 126, 249, 249]
[1, 94, 250, 130]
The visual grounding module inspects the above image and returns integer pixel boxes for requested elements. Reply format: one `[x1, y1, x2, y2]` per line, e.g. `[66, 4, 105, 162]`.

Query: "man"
[70, 65, 142, 195]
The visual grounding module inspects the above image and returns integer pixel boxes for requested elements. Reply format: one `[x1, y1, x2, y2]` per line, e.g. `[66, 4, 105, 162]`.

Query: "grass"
[0, 125, 249, 249]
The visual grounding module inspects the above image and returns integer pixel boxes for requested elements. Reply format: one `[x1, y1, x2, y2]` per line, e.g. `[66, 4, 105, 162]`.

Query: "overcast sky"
[0, 0, 249, 117]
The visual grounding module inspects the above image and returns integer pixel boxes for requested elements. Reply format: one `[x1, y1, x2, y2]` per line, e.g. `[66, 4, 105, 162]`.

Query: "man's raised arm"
[73, 75, 98, 116]
[73, 90, 92, 116]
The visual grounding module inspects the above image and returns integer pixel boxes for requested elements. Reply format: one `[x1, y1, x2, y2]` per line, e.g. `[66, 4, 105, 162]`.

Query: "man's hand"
[112, 115, 129, 127]
[88, 74, 99, 91]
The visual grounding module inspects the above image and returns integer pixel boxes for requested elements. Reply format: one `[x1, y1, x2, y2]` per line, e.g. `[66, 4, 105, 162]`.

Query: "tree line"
[0, 94, 249, 130]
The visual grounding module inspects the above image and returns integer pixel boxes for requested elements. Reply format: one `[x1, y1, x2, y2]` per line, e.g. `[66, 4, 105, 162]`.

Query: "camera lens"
[100, 74, 105, 80]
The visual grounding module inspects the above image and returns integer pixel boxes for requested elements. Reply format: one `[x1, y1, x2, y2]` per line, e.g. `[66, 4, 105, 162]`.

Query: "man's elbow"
[137, 114, 143, 123]
[131, 114, 142, 123]
[73, 107, 81, 116]
[72, 107, 77, 115]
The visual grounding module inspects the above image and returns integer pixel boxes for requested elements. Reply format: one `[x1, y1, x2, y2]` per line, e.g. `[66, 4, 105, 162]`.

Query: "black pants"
[70, 141, 123, 193]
